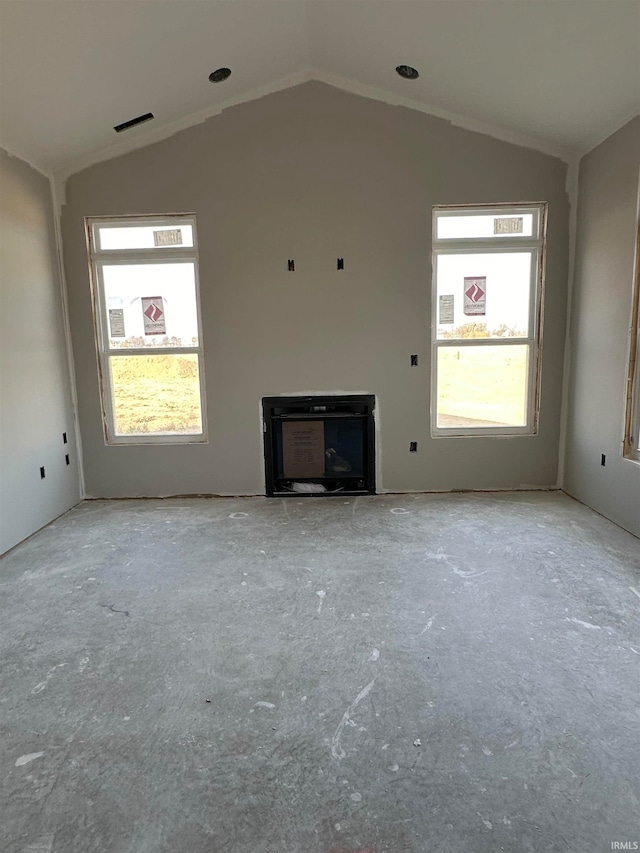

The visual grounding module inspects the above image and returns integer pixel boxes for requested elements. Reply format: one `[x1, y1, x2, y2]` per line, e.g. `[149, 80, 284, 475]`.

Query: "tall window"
[624, 224, 640, 462]
[431, 204, 546, 435]
[87, 215, 207, 444]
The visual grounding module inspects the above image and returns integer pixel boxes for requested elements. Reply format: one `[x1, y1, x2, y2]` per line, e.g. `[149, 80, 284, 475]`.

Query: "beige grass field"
[108, 347, 529, 435]
[437, 346, 528, 426]
[110, 355, 202, 435]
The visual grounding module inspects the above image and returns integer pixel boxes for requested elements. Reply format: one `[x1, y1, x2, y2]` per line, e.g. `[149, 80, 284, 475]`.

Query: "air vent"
[114, 112, 154, 133]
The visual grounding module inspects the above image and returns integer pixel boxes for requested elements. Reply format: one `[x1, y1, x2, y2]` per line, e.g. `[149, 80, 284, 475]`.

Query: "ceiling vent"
[113, 112, 154, 133]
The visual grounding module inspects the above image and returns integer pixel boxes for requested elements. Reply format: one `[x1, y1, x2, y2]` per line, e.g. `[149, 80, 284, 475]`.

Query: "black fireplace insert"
[262, 395, 376, 497]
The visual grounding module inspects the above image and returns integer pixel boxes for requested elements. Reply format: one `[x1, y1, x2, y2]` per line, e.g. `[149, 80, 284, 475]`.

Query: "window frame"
[86, 214, 208, 446]
[623, 223, 640, 463]
[431, 202, 547, 437]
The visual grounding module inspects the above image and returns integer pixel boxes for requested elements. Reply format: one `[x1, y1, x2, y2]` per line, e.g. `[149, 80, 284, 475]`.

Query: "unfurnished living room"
[1, 1, 639, 852]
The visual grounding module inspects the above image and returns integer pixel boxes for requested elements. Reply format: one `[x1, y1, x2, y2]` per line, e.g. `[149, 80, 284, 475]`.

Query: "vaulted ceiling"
[1, 0, 638, 178]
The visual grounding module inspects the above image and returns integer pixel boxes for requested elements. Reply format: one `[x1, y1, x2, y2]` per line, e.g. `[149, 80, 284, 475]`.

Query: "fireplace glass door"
[263, 396, 375, 496]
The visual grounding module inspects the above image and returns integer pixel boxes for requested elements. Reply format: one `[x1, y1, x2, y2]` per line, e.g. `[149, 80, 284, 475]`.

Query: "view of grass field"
[110, 355, 202, 435]
[437, 345, 528, 427]
[108, 347, 527, 435]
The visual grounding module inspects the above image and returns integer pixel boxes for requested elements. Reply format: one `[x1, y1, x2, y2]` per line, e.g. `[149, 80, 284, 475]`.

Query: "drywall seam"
[53, 68, 317, 184]
[53, 69, 573, 186]
[49, 176, 85, 499]
[576, 108, 640, 161]
[311, 70, 573, 163]
[53, 174, 66, 210]
[0, 144, 51, 183]
[0, 502, 80, 557]
[556, 157, 580, 488]
[560, 488, 640, 540]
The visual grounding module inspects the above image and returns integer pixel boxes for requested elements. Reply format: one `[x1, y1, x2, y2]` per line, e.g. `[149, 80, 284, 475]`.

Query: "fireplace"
[262, 395, 376, 497]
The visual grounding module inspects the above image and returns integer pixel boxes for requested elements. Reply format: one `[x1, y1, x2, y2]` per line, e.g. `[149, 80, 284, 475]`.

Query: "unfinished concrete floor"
[1, 491, 639, 853]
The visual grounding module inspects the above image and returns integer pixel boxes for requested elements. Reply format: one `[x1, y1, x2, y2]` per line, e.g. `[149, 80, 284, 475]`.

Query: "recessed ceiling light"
[396, 65, 419, 80]
[209, 67, 232, 83]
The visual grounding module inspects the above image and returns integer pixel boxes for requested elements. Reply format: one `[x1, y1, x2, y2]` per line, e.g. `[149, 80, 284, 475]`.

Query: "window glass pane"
[436, 345, 529, 428]
[102, 263, 199, 348]
[109, 354, 202, 436]
[436, 212, 534, 240]
[98, 223, 194, 251]
[436, 252, 532, 340]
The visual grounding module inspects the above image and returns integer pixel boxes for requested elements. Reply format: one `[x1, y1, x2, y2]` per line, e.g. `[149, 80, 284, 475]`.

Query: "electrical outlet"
[40, 466, 46, 479]
[601, 454, 606, 466]
[410, 442, 418, 452]
[63, 432, 68, 444]
[65, 454, 70, 466]
[410, 355, 418, 366]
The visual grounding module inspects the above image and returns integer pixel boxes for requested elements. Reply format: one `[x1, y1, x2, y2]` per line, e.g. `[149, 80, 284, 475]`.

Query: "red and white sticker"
[463, 277, 486, 316]
[141, 296, 166, 335]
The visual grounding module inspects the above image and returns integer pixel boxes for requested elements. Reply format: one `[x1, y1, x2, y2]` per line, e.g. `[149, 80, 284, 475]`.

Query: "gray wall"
[0, 149, 80, 553]
[564, 117, 640, 536]
[62, 82, 569, 498]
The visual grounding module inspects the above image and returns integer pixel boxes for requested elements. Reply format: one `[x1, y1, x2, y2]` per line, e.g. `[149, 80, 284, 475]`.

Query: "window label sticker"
[153, 228, 183, 246]
[463, 277, 486, 316]
[108, 308, 125, 337]
[141, 296, 166, 335]
[494, 217, 523, 234]
[439, 294, 454, 324]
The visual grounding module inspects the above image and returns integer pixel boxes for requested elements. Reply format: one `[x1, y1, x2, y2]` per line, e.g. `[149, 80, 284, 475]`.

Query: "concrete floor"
[1, 491, 639, 853]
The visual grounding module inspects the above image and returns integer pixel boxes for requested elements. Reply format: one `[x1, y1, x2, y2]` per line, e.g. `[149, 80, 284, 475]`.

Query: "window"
[431, 204, 546, 436]
[86, 215, 207, 444]
[624, 224, 640, 462]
